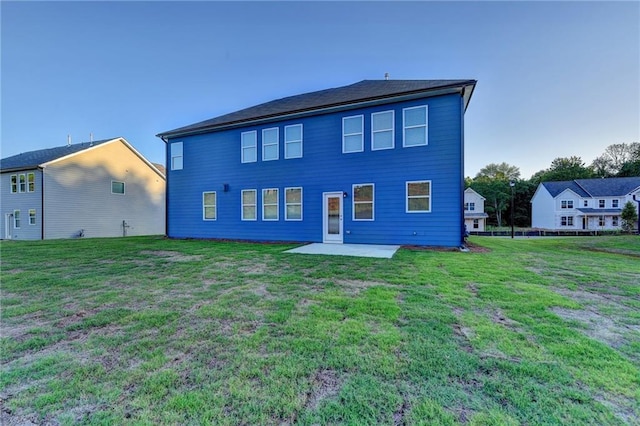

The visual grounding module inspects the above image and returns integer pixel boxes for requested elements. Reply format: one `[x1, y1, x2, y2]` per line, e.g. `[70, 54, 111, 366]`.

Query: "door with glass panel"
[322, 192, 343, 243]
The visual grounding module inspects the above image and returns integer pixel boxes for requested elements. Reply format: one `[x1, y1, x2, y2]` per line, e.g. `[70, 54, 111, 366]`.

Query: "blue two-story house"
[157, 79, 476, 247]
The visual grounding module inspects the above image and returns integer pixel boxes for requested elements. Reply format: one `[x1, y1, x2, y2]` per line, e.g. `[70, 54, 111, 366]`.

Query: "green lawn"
[1, 236, 639, 425]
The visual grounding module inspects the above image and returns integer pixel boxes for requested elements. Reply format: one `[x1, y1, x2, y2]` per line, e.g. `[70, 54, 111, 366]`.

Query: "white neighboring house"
[0, 137, 166, 240]
[464, 188, 489, 232]
[531, 177, 640, 231]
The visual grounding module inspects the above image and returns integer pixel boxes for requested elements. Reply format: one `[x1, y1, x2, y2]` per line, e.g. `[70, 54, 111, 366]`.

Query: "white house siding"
[464, 188, 487, 231]
[42, 141, 165, 239]
[531, 185, 555, 229]
[553, 189, 580, 229]
[0, 169, 43, 240]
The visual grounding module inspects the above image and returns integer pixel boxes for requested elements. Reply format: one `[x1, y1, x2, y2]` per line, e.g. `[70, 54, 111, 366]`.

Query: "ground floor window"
[561, 216, 573, 226]
[353, 183, 374, 220]
[14, 210, 20, 228]
[473, 219, 479, 229]
[285, 187, 302, 220]
[203, 192, 216, 220]
[262, 188, 279, 221]
[29, 209, 36, 225]
[406, 180, 431, 212]
[612, 216, 619, 227]
[598, 216, 605, 227]
[242, 190, 257, 220]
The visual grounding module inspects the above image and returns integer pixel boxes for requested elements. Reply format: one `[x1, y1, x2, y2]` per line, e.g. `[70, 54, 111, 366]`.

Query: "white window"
[27, 173, 35, 192]
[561, 216, 573, 226]
[599, 199, 605, 208]
[241, 131, 257, 163]
[406, 180, 431, 213]
[473, 219, 479, 229]
[612, 199, 619, 208]
[19, 174, 26, 193]
[262, 128, 279, 161]
[464, 202, 475, 211]
[203, 192, 217, 220]
[171, 142, 183, 170]
[561, 200, 573, 209]
[111, 181, 125, 194]
[242, 189, 257, 221]
[10, 175, 17, 193]
[262, 188, 279, 221]
[372, 111, 394, 150]
[343, 115, 364, 153]
[353, 184, 374, 221]
[583, 200, 588, 207]
[285, 187, 302, 221]
[598, 216, 605, 227]
[612, 216, 619, 227]
[13, 210, 20, 229]
[29, 209, 36, 225]
[403, 105, 428, 147]
[284, 124, 303, 159]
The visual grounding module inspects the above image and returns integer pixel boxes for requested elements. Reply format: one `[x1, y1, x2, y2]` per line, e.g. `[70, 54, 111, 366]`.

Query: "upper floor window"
[203, 192, 217, 220]
[241, 131, 257, 163]
[171, 142, 183, 170]
[372, 111, 394, 151]
[262, 128, 279, 161]
[19, 174, 26, 193]
[111, 181, 125, 194]
[285, 124, 303, 159]
[285, 187, 302, 221]
[27, 173, 35, 192]
[14, 210, 20, 229]
[10, 175, 17, 193]
[599, 199, 605, 208]
[612, 199, 619, 208]
[561, 200, 573, 209]
[353, 184, 374, 220]
[242, 190, 257, 221]
[406, 180, 431, 213]
[343, 115, 364, 153]
[29, 209, 36, 225]
[583, 200, 588, 207]
[403, 105, 428, 147]
[464, 202, 475, 211]
[262, 188, 279, 221]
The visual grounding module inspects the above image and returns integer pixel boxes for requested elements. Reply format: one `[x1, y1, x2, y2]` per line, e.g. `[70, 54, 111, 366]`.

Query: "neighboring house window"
[27, 173, 35, 192]
[612, 216, 619, 227]
[343, 115, 364, 153]
[10, 175, 17, 193]
[285, 187, 302, 221]
[372, 110, 394, 150]
[14, 210, 20, 228]
[583, 200, 588, 207]
[464, 202, 475, 211]
[171, 142, 183, 170]
[262, 188, 279, 221]
[242, 189, 257, 221]
[612, 199, 619, 208]
[19, 174, 26, 193]
[598, 216, 605, 227]
[561, 216, 573, 226]
[241, 131, 257, 163]
[403, 105, 428, 147]
[262, 128, 279, 161]
[561, 200, 573, 209]
[406, 180, 431, 213]
[29, 209, 36, 225]
[353, 184, 374, 220]
[599, 199, 605, 208]
[284, 124, 303, 159]
[111, 181, 125, 194]
[203, 192, 217, 220]
[473, 219, 479, 229]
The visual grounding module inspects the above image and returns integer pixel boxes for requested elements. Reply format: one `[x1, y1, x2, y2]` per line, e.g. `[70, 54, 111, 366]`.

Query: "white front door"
[5, 213, 13, 240]
[323, 192, 343, 243]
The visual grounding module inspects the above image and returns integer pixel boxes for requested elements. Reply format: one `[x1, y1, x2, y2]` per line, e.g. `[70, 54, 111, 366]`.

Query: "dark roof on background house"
[542, 177, 640, 198]
[157, 79, 477, 139]
[0, 139, 114, 173]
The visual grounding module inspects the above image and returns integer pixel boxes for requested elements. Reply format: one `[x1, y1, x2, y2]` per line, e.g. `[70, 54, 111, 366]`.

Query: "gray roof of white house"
[157, 79, 476, 139]
[0, 139, 114, 173]
[542, 177, 640, 198]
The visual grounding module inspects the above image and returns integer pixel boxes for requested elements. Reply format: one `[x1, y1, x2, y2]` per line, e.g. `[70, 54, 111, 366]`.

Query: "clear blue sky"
[2, 1, 638, 179]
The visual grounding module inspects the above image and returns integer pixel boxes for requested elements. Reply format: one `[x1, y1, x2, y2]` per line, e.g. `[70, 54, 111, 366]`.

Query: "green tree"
[535, 156, 594, 182]
[591, 142, 640, 177]
[621, 201, 638, 234]
[475, 162, 520, 181]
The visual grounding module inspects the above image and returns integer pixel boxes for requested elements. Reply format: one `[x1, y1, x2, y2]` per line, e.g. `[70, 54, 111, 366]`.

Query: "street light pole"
[509, 180, 515, 239]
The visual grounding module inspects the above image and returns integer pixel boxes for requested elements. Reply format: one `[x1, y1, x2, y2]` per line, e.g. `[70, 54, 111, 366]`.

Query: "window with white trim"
[598, 216, 605, 226]
[561, 200, 573, 209]
[561, 216, 573, 226]
[285, 187, 302, 221]
[170, 142, 183, 170]
[612, 216, 619, 227]
[284, 124, 303, 159]
[203, 192, 216, 220]
[403, 105, 428, 147]
[27, 173, 35, 192]
[599, 199, 605, 208]
[473, 219, 479, 229]
[583, 200, 588, 207]
[262, 128, 279, 161]
[10, 175, 17, 193]
[19, 174, 26, 193]
[406, 180, 431, 212]
[353, 184, 374, 220]
[342, 115, 364, 153]
[371, 111, 394, 150]
[14, 210, 20, 228]
[111, 181, 125, 194]
[241, 131, 257, 163]
[262, 188, 279, 221]
[242, 189, 257, 221]
[29, 209, 36, 225]
[464, 202, 475, 211]
[612, 199, 619, 208]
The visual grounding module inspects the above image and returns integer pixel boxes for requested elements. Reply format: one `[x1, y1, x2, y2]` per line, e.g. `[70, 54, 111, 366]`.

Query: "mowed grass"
[1, 235, 639, 425]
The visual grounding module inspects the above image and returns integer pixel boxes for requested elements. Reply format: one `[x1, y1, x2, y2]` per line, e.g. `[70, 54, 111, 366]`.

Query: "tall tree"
[536, 156, 594, 182]
[475, 162, 520, 181]
[591, 142, 640, 177]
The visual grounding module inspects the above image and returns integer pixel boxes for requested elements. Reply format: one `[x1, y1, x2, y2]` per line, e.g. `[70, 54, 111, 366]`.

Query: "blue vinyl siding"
[166, 93, 465, 247]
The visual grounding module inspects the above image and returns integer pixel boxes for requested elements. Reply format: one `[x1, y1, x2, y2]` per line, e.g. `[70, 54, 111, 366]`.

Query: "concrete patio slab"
[285, 243, 400, 259]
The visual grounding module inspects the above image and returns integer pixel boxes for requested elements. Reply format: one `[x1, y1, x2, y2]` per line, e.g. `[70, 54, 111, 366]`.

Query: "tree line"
[466, 142, 640, 228]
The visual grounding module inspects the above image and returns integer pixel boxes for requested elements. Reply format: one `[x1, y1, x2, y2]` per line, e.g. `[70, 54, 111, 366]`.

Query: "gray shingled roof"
[0, 138, 115, 172]
[157, 79, 476, 138]
[542, 177, 640, 198]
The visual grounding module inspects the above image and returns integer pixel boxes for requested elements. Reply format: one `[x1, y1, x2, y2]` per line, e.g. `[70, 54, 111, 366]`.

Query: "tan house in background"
[464, 188, 489, 232]
[0, 137, 165, 240]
